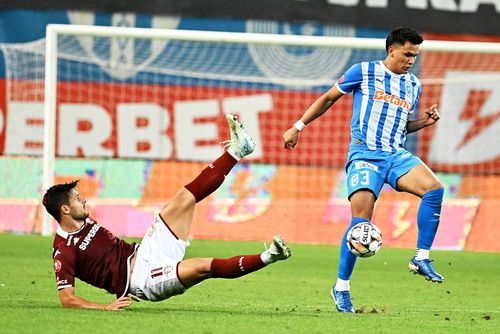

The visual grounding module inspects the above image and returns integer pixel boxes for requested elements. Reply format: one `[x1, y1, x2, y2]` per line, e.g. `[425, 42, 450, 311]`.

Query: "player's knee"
[173, 188, 196, 210]
[349, 190, 375, 219]
[424, 180, 443, 193]
[195, 258, 213, 278]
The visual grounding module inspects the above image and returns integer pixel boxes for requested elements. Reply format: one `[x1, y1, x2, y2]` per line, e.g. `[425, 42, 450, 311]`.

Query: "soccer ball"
[346, 222, 382, 258]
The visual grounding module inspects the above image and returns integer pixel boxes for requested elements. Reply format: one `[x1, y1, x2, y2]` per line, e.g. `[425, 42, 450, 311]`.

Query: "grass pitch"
[0, 233, 499, 333]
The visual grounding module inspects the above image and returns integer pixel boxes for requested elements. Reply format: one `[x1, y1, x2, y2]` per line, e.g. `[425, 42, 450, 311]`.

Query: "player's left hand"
[282, 127, 300, 150]
[423, 104, 440, 126]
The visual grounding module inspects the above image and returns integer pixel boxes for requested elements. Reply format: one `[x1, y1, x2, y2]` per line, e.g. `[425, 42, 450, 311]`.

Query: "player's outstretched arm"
[283, 85, 344, 149]
[58, 287, 139, 311]
[407, 104, 440, 133]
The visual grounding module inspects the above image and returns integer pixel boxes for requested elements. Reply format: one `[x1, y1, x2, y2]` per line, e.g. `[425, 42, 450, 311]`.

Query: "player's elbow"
[60, 301, 73, 308]
[59, 294, 75, 308]
[323, 93, 338, 106]
[58, 288, 79, 308]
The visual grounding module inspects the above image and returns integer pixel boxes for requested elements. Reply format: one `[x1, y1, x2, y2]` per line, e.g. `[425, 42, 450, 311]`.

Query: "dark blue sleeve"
[335, 63, 363, 94]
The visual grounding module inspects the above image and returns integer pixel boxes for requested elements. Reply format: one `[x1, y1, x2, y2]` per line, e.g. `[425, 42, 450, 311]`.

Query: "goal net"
[1, 24, 499, 250]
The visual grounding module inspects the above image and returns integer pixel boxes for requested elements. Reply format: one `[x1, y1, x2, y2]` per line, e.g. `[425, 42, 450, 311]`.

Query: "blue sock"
[337, 217, 370, 281]
[417, 188, 444, 250]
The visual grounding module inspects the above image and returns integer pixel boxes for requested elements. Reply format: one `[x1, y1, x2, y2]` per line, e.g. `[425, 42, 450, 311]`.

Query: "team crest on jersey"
[146, 221, 157, 237]
[54, 260, 62, 273]
[406, 82, 413, 97]
[163, 265, 174, 276]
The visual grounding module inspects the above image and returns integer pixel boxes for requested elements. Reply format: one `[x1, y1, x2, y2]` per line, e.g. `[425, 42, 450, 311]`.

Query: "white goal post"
[18, 24, 500, 235]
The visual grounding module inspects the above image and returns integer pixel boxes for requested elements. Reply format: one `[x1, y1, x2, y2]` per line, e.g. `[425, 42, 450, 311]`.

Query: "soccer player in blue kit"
[282, 27, 445, 313]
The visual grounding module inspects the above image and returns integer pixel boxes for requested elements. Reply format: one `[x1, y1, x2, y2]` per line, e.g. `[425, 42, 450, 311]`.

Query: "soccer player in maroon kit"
[43, 114, 291, 310]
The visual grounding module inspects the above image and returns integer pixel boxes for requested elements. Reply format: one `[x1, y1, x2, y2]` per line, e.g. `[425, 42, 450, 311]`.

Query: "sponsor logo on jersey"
[337, 74, 345, 84]
[66, 235, 73, 247]
[354, 161, 379, 172]
[399, 151, 412, 160]
[374, 78, 385, 89]
[57, 279, 68, 286]
[79, 224, 100, 251]
[373, 90, 412, 111]
[54, 260, 62, 273]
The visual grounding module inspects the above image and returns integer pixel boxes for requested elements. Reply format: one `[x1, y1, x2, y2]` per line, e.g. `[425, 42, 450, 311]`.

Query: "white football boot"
[265, 235, 292, 263]
[224, 113, 256, 159]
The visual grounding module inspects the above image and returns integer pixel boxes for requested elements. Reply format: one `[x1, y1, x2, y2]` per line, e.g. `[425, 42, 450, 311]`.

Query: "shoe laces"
[219, 139, 233, 150]
[264, 242, 279, 255]
[418, 258, 434, 266]
[336, 290, 353, 308]
[414, 258, 433, 264]
[417, 259, 439, 273]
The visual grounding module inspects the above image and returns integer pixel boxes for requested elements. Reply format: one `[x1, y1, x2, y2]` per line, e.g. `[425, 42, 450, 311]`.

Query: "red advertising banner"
[1, 80, 353, 167]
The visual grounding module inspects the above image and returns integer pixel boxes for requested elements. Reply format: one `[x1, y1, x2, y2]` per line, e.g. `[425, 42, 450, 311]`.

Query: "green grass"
[0, 234, 499, 333]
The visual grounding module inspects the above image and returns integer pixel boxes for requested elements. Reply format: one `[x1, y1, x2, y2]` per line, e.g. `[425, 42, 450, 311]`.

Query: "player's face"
[388, 41, 420, 74]
[68, 188, 89, 221]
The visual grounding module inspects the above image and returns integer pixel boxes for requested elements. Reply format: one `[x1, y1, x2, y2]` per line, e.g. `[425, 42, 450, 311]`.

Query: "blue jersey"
[335, 60, 422, 153]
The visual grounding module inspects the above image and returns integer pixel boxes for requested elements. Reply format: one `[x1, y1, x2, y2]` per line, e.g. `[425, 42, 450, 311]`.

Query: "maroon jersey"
[52, 218, 138, 297]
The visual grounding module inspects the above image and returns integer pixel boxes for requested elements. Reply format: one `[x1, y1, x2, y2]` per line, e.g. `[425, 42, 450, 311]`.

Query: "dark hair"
[386, 27, 423, 52]
[42, 180, 79, 222]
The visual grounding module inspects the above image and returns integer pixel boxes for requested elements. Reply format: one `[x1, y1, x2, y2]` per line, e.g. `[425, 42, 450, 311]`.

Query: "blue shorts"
[345, 148, 422, 200]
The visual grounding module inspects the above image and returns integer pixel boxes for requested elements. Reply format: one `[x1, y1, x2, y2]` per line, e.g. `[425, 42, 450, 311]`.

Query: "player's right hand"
[282, 127, 300, 150]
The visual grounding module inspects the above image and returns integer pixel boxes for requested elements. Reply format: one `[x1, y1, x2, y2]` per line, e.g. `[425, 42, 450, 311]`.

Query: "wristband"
[293, 120, 306, 131]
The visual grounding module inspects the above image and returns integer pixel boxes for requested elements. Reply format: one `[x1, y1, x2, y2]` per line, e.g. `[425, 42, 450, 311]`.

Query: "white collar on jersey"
[379, 60, 407, 77]
[56, 219, 89, 239]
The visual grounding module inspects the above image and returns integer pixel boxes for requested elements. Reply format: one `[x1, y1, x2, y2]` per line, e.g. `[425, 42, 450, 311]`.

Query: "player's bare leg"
[159, 189, 196, 240]
[349, 190, 376, 220]
[177, 235, 291, 288]
[159, 114, 255, 240]
[397, 163, 445, 282]
[396, 164, 442, 197]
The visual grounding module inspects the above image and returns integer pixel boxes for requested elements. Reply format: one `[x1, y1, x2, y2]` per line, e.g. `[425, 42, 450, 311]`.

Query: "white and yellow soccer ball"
[346, 222, 383, 258]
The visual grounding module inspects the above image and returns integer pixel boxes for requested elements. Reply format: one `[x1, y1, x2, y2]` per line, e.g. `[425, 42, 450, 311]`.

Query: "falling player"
[282, 27, 444, 313]
[43, 114, 291, 310]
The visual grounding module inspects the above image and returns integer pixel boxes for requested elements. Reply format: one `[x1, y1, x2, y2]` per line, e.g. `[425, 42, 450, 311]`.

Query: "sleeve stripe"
[57, 284, 73, 290]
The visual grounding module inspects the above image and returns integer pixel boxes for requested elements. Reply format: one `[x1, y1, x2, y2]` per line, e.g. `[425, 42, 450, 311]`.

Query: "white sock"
[415, 249, 430, 260]
[260, 250, 272, 265]
[335, 278, 350, 291]
[227, 148, 241, 161]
